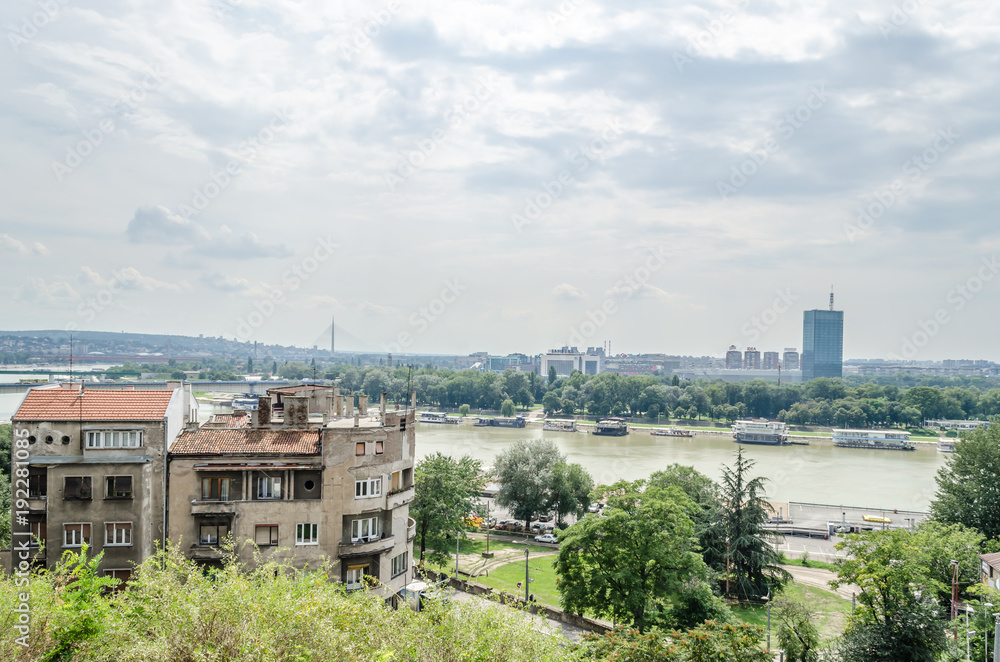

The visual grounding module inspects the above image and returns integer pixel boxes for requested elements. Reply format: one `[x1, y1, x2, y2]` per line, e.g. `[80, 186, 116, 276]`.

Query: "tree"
[555, 480, 709, 631]
[773, 596, 819, 662]
[831, 529, 947, 662]
[932, 424, 1000, 539]
[578, 622, 769, 662]
[494, 439, 563, 524]
[458, 404, 471, 417]
[541, 392, 560, 417]
[411, 453, 485, 565]
[548, 462, 594, 525]
[500, 398, 516, 417]
[548, 365, 557, 385]
[649, 464, 726, 572]
[720, 449, 788, 601]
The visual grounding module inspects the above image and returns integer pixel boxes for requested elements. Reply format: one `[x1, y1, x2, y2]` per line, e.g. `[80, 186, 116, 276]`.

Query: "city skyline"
[3, 2, 1000, 361]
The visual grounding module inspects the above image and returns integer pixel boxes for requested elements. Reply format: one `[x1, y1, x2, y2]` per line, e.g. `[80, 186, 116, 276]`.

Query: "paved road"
[783, 565, 858, 602]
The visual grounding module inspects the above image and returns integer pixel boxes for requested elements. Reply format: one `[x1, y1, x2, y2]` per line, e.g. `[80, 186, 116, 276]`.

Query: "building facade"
[802, 310, 844, 380]
[743, 348, 761, 370]
[762, 351, 780, 370]
[782, 348, 800, 371]
[725, 346, 743, 370]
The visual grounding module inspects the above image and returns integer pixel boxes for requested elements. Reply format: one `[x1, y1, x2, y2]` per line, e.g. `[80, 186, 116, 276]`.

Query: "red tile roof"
[206, 412, 251, 428]
[170, 428, 321, 455]
[14, 388, 175, 421]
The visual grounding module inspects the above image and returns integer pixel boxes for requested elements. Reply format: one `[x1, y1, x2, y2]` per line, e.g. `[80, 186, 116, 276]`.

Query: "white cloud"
[552, 283, 586, 300]
[16, 278, 77, 306]
[0, 234, 47, 256]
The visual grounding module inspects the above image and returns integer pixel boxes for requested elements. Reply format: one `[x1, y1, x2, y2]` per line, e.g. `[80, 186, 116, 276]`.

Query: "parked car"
[534, 533, 558, 544]
[537, 514, 552, 522]
[587, 504, 600, 513]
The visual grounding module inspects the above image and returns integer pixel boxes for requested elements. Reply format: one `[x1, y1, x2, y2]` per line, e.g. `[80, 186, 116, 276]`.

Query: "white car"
[534, 533, 558, 544]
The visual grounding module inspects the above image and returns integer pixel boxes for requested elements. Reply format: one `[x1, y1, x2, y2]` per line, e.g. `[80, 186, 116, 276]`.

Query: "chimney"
[380, 392, 386, 418]
[256, 395, 271, 428]
[353, 413, 360, 428]
[344, 395, 353, 418]
[166, 380, 182, 391]
[359, 394, 368, 416]
[283, 395, 309, 429]
[410, 390, 417, 409]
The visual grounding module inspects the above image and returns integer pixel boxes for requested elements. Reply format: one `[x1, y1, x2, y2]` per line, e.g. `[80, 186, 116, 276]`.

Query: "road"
[783, 564, 858, 602]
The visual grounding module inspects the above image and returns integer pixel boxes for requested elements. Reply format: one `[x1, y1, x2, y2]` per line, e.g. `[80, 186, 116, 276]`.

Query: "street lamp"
[994, 614, 1000, 662]
[986, 602, 995, 662]
[762, 591, 771, 651]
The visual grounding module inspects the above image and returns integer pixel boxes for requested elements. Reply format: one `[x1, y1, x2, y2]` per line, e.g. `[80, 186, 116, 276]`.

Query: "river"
[415, 423, 947, 512]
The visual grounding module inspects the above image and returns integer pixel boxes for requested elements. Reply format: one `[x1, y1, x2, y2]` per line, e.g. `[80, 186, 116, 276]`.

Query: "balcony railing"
[386, 486, 415, 510]
[339, 535, 395, 557]
[407, 517, 416, 541]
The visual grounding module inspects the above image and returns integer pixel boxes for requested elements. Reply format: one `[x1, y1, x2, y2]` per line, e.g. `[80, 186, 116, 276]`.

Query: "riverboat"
[832, 429, 915, 451]
[732, 420, 789, 446]
[232, 394, 259, 411]
[937, 437, 957, 453]
[593, 418, 628, 437]
[650, 427, 694, 438]
[474, 416, 527, 428]
[543, 420, 577, 432]
[419, 412, 461, 425]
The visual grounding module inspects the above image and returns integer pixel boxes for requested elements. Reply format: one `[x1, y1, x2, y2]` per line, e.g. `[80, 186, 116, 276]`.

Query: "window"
[354, 477, 382, 499]
[105, 476, 133, 499]
[104, 568, 131, 589]
[64, 523, 91, 547]
[391, 471, 401, 492]
[29, 521, 46, 548]
[257, 476, 281, 499]
[202, 477, 231, 501]
[64, 476, 92, 500]
[355, 442, 365, 456]
[391, 552, 408, 578]
[105, 522, 132, 546]
[28, 474, 47, 498]
[86, 430, 143, 449]
[350, 517, 380, 543]
[346, 564, 369, 589]
[255, 525, 279, 546]
[400, 418, 406, 431]
[199, 523, 229, 545]
[375, 441, 384, 455]
[296, 523, 318, 545]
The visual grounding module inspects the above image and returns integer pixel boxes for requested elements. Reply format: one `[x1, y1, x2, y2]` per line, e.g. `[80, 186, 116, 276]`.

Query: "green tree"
[555, 480, 708, 631]
[458, 404, 471, 417]
[773, 596, 819, 662]
[932, 424, 1000, 539]
[577, 622, 769, 662]
[500, 398, 516, 417]
[494, 439, 563, 524]
[720, 448, 787, 601]
[548, 365, 557, 385]
[548, 462, 594, 525]
[541, 392, 561, 417]
[411, 453, 485, 565]
[648, 464, 726, 572]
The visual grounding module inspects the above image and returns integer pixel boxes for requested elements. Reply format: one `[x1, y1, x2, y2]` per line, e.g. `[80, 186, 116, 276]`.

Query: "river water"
[415, 423, 947, 512]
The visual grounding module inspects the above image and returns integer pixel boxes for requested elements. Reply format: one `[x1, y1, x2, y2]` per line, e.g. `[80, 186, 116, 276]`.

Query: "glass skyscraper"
[801, 309, 843, 380]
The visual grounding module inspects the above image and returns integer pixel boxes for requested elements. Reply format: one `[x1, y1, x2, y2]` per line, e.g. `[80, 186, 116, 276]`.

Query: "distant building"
[923, 419, 989, 431]
[540, 346, 603, 377]
[762, 351, 780, 370]
[782, 348, 800, 371]
[802, 309, 843, 380]
[725, 346, 743, 370]
[981, 552, 1000, 589]
[744, 348, 761, 370]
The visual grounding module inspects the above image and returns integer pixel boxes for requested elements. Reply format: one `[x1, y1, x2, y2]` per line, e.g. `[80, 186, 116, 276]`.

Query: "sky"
[2, 0, 999, 361]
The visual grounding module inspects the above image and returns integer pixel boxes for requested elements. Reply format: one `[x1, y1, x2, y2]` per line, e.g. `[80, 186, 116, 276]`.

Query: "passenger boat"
[650, 427, 694, 437]
[231, 394, 259, 411]
[732, 420, 789, 446]
[474, 416, 527, 428]
[593, 418, 628, 437]
[419, 412, 461, 425]
[543, 420, 577, 432]
[832, 429, 915, 451]
[937, 438, 957, 453]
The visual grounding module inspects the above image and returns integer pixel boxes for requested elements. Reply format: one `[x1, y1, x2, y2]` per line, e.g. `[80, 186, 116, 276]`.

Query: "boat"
[650, 427, 694, 438]
[543, 420, 577, 432]
[232, 394, 259, 411]
[419, 412, 461, 425]
[937, 437, 957, 453]
[593, 418, 628, 437]
[832, 429, 915, 451]
[732, 420, 789, 446]
[474, 416, 527, 428]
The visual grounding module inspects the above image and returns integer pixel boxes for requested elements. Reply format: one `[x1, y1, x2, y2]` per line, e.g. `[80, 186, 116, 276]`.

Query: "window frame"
[86, 430, 143, 449]
[63, 522, 91, 548]
[391, 551, 408, 578]
[105, 475, 133, 499]
[254, 524, 280, 546]
[350, 516, 380, 543]
[28, 473, 47, 498]
[199, 523, 229, 546]
[346, 563, 369, 589]
[256, 475, 281, 500]
[375, 441, 384, 455]
[29, 521, 46, 548]
[355, 442, 365, 456]
[64, 476, 92, 500]
[354, 477, 382, 499]
[104, 521, 133, 547]
[295, 523, 318, 545]
[202, 477, 231, 501]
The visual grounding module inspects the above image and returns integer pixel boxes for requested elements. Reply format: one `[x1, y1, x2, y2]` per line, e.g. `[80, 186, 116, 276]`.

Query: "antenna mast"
[830, 286, 835, 311]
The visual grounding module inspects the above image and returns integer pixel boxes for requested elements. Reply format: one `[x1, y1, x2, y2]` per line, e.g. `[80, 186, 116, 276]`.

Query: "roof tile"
[14, 388, 175, 421]
[171, 428, 321, 455]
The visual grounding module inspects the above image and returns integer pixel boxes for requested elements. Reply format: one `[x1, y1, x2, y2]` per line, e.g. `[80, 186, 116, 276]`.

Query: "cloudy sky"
[2, 0, 999, 361]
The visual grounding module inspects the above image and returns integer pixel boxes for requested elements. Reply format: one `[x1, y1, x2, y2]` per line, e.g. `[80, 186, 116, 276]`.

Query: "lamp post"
[523, 544, 530, 603]
[763, 591, 771, 651]
[986, 602, 995, 662]
[994, 614, 1000, 662]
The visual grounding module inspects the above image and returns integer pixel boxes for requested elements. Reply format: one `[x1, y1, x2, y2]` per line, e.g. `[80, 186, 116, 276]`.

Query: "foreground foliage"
[576, 622, 771, 662]
[0, 545, 576, 662]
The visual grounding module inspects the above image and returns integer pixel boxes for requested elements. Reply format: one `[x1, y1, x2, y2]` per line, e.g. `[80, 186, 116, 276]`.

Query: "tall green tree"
[548, 462, 594, 525]
[554, 480, 710, 631]
[773, 596, 819, 662]
[649, 464, 727, 572]
[932, 424, 1000, 539]
[411, 453, 485, 565]
[493, 439, 563, 523]
[548, 365, 557, 385]
[500, 398, 516, 417]
[720, 448, 788, 601]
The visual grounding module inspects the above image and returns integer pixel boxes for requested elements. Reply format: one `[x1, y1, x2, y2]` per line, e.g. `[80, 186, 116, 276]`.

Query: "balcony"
[190, 500, 238, 516]
[386, 486, 415, 510]
[407, 517, 416, 541]
[339, 535, 395, 558]
[26, 497, 47, 513]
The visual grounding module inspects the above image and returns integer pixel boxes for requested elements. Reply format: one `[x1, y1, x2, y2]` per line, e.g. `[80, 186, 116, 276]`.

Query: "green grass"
[477, 555, 562, 609]
[781, 557, 839, 572]
[731, 582, 851, 642]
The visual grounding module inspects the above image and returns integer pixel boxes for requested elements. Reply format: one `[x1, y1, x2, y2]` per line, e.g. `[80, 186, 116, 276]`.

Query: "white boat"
[650, 427, 694, 438]
[418, 412, 461, 424]
[732, 420, 789, 445]
[832, 429, 914, 451]
[937, 438, 957, 453]
[543, 420, 577, 432]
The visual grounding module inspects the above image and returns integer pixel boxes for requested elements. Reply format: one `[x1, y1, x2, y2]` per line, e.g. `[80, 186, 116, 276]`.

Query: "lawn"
[476, 554, 563, 609]
[731, 582, 851, 642]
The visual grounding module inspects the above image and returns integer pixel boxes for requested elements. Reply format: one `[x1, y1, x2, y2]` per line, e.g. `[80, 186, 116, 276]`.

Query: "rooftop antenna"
[69, 332, 73, 384]
[830, 286, 835, 311]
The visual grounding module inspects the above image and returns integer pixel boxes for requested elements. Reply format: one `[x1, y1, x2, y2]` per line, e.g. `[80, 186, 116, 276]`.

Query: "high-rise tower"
[801, 289, 843, 380]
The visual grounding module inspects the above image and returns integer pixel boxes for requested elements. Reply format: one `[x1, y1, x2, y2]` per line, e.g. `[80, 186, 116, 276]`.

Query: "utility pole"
[455, 530, 460, 577]
[524, 545, 530, 603]
[986, 601, 994, 662]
